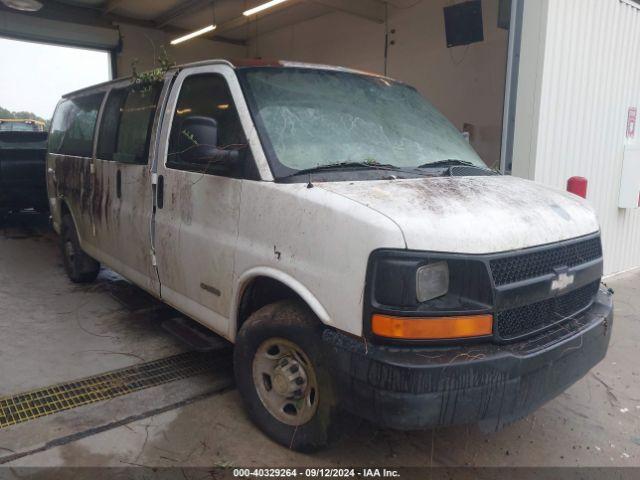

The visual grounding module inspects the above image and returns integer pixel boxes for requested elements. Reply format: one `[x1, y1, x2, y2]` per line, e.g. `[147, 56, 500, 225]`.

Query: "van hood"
[317, 175, 600, 254]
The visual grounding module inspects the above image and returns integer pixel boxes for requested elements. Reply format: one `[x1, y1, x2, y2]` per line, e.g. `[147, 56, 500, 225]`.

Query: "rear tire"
[60, 214, 100, 283]
[234, 300, 343, 452]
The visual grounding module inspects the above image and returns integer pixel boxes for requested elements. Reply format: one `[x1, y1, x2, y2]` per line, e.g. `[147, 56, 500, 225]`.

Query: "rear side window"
[97, 86, 161, 164]
[96, 88, 127, 160]
[49, 93, 104, 157]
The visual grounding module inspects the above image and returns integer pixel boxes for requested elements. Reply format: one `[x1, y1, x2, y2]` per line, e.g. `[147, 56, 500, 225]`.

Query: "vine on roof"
[130, 46, 175, 94]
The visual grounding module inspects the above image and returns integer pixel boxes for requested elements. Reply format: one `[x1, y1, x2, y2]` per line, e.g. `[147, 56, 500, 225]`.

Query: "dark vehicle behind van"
[0, 120, 48, 215]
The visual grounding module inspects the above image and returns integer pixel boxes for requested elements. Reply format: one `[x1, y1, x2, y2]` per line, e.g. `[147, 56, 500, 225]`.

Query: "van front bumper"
[323, 288, 613, 431]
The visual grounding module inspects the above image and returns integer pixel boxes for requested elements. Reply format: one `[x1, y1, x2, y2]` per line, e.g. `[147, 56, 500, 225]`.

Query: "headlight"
[366, 251, 493, 343]
[416, 261, 449, 302]
[367, 250, 492, 310]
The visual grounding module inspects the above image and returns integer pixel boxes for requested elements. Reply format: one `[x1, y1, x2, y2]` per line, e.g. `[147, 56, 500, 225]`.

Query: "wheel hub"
[252, 338, 319, 426]
[271, 357, 307, 398]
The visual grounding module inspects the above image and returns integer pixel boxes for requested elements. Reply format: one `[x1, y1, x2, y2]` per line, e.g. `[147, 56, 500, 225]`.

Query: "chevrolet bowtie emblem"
[551, 270, 575, 292]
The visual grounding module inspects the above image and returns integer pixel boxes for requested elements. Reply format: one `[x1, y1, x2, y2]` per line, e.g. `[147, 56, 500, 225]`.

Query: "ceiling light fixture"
[170, 24, 216, 45]
[0, 0, 43, 12]
[243, 0, 290, 17]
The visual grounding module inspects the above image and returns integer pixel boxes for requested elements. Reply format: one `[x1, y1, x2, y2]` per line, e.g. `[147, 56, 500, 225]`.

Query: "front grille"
[490, 236, 602, 286]
[495, 281, 600, 341]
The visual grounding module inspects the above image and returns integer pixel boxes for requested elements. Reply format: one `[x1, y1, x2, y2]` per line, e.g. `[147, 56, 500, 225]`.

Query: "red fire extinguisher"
[567, 176, 588, 199]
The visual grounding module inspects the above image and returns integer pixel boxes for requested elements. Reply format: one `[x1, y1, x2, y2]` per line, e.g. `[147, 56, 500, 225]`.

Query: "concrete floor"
[1, 212, 639, 468]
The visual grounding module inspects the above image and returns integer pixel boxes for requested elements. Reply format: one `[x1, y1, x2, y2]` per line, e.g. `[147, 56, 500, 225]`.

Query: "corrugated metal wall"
[533, 0, 640, 275]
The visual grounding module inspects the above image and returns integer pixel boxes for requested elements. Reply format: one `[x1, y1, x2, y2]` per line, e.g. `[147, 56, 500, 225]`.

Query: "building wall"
[249, 0, 509, 168]
[510, 0, 548, 180]
[115, 23, 247, 78]
[522, 0, 640, 275]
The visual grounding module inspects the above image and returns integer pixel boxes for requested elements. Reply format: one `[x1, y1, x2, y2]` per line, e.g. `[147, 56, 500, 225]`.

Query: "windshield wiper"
[417, 159, 479, 169]
[288, 161, 403, 177]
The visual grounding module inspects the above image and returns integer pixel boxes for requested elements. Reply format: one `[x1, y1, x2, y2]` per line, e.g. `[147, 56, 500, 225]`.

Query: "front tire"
[60, 214, 100, 283]
[234, 300, 341, 451]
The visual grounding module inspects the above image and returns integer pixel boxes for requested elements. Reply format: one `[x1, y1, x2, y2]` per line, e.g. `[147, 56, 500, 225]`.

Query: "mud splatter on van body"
[318, 175, 600, 254]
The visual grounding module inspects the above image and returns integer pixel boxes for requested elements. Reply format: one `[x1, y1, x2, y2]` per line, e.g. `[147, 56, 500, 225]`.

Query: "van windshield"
[239, 67, 486, 180]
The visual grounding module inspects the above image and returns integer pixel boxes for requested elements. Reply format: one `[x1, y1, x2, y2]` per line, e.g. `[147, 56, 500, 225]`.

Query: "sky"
[0, 37, 111, 120]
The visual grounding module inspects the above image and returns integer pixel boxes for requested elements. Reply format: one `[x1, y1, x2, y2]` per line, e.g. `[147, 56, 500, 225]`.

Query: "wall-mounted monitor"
[444, 0, 484, 48]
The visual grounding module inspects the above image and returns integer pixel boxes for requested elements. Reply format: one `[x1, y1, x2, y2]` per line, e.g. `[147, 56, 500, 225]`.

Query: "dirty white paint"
[152, 65, 247, 336]
[319, 175, 599, 255]
[232, 181, 405, 338]
[232, 173, 599, 337]
[514, 0, 640, 275]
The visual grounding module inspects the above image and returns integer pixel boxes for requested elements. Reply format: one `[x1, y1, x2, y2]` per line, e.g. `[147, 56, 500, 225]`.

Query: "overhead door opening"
[0, 37, 111, 123]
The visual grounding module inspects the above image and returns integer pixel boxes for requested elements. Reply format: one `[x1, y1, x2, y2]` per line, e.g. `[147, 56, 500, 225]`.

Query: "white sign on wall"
[619, 146, 640, 209]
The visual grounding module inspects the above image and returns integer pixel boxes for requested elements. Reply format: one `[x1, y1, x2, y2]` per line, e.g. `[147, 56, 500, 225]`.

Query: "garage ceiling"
[9, 0, 386, 46]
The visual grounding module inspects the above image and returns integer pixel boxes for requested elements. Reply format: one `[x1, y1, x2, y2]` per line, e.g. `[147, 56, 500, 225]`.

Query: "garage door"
[0, 10, 119, 50]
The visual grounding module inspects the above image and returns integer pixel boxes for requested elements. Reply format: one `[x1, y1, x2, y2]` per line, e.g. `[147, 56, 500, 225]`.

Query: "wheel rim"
[252, 338, 319, 426]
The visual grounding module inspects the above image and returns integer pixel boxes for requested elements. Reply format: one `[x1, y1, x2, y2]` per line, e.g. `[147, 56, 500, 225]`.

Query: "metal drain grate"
[0, 349, 231, 429]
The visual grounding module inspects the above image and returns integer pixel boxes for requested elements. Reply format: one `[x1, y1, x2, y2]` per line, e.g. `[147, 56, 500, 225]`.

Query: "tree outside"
[0, 106, 50, 128]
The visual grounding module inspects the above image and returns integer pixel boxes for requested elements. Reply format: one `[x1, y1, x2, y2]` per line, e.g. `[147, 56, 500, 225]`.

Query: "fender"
[57, 198, 80, 237]
[57, 198, 100, 259]
[229, 266, 333, 341]
[50, 196, 63, 234]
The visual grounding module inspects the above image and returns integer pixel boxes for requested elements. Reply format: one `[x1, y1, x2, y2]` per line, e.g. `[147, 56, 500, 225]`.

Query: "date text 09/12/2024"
[232, 468, 401, 478]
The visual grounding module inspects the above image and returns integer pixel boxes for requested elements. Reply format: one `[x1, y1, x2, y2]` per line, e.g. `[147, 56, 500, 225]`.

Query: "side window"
[167, 74, 249, 175]
[96, 88, 127, 160]
[97, 85, 161, 164]
[49, 93, 104, 157]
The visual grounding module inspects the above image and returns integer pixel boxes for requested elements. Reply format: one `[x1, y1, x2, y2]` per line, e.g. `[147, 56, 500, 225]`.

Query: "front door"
[153, 66, 250, 335]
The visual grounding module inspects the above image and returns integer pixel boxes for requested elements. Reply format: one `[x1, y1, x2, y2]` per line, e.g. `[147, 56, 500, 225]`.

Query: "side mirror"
[178, 115, 242, 174]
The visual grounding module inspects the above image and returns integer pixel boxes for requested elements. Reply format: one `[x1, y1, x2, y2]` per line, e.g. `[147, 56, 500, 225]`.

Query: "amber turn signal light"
[371, 314, 493, 340]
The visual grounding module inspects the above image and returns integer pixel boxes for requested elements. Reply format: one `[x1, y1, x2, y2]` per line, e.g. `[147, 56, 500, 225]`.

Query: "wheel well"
[60, 201, 70, 217]
[57, 201, 72, 234]
[237, 277, 304, 331]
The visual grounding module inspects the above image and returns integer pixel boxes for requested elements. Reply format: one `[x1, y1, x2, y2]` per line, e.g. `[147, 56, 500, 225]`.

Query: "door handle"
[157, 175, 164, 209]
[116, 170, 122, 199]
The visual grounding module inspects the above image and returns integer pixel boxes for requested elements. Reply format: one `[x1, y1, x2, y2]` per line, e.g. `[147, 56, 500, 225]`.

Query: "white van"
[46, 60, 613, 451]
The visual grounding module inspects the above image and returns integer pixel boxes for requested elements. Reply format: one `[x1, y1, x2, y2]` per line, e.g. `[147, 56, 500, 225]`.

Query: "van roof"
[62, 59, 392, 98]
